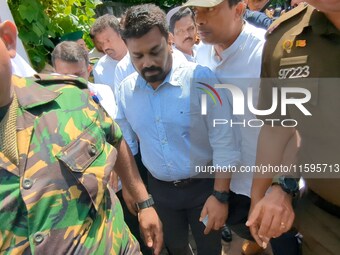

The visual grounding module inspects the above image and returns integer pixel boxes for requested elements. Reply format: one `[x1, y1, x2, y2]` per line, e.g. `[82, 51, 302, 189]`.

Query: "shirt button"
[88, 144, 97, 157]
[22, 178, 33, 189]
[33, 232, 44, 244]
[162, 139, 167, 144]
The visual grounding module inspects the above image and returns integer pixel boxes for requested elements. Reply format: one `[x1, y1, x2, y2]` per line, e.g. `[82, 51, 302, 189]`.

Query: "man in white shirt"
[167, 7, 201, 62]
[91, 14, 128, 93]
[51, 41, 117, 119]
[184, 0, 266, 251]
[184, 1, 300, 255]
[11, 53, 36, 77]
[185, 0, 265, 202]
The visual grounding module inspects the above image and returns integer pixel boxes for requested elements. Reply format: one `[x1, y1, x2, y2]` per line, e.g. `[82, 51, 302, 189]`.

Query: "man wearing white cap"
[183, 0, 266, 253]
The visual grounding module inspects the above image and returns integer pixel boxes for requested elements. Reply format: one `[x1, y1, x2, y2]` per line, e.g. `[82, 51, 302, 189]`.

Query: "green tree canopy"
[8, 0, 100, 71]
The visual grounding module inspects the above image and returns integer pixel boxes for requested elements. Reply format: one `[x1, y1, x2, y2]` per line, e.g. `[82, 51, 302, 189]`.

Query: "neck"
[177, 46, 193, 56]
[324, 12, 340, 30]
[149, 81, 162, 90]
[0, 86, 13, 107]
[214, 21, 244, 52]
[117, 48, 128, 61]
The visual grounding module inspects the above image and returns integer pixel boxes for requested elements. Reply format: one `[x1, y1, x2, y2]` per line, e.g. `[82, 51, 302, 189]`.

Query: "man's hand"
[200, 195, 228, 235]
[138, 207, 163, 255]
[246, 186, 295, 248]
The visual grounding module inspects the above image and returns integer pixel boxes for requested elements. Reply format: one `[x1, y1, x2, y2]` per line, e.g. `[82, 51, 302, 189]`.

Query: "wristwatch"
[272, 175, 299, 197]
[212, 190, 230, 204]
[135, 195, 154, 211]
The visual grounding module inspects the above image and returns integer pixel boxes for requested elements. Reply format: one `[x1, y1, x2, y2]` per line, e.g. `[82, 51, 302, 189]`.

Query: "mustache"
[141, 66, 162, 75]
[104, 48, 114, 54]
[184, 37, 194, 43]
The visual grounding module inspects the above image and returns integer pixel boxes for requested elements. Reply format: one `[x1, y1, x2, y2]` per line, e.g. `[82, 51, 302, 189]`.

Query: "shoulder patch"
[267, 3, 309, 34]
[33, 73, 88, 89]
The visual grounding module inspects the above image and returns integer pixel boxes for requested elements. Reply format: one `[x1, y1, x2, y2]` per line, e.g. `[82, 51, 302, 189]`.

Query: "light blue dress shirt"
[116, 58, 240, 181]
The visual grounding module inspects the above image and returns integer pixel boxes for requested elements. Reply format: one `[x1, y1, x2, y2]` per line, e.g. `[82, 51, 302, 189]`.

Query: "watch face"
[282, 176, 299, 192]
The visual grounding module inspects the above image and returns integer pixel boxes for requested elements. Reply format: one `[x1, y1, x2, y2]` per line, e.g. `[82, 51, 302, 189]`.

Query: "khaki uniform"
[0, 75, 140, 254]
[257, 4, 340, 254]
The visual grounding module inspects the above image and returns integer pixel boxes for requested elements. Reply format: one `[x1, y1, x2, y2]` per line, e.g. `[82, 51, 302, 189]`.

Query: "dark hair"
[228, 0, 243, 7]
[51, 41, 89, 67]
[90, 14, 120, 39]
[169, 7, 195, 33]
[121, 4, 169, 41]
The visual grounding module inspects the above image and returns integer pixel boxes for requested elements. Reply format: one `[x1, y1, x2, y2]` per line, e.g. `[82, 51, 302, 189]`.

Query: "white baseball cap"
[166, 6, 182, 25]
[183, 0, 224, 7]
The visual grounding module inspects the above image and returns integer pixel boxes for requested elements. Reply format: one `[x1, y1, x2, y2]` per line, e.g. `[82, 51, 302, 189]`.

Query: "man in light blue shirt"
[116, 4, 240, 255]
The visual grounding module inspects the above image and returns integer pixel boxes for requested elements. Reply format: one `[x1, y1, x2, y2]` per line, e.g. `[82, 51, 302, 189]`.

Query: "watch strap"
[136, 195, 154, 211]
[272, 175, 299, 197]
[212, 190, 230, 204]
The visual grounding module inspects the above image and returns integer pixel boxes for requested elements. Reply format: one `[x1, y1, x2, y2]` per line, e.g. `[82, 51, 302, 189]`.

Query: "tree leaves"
[8, 0, 99, 72]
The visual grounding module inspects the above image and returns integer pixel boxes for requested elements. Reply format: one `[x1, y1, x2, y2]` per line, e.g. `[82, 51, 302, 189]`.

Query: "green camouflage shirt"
[0, 75, 140, 254]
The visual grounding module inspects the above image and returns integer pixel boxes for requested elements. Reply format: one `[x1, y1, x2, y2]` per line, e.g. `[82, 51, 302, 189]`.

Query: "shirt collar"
[12, 75, 61, 109]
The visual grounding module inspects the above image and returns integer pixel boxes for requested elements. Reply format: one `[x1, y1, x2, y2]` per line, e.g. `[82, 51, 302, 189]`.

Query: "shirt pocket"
[56, 121, 116, 211]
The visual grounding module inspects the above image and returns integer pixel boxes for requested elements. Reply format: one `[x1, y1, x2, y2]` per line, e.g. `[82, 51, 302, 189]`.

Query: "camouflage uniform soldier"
[0, 20, 163, 254]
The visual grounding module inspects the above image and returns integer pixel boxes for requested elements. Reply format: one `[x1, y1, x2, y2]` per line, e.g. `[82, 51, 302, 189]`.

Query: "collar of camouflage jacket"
[12, 75, 61, 109]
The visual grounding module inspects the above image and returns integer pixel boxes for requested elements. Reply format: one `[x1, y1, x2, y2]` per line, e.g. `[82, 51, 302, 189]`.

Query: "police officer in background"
[247, 1, 340, 255]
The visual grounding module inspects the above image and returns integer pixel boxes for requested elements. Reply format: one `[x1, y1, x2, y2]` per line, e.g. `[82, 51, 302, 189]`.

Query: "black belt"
[307, 190, 340, 218]
[149, 173, 202, 188]
[171, 178, 201, 187]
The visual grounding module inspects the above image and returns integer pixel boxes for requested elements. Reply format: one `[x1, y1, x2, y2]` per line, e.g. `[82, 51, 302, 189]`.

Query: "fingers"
[267, 211, 283, 238]
[285, 210, 295, 231]
[138, 209, 163, 255]
[141, 223, 163, 255]
[143, 228, 153, 248]
[249, 224, 264, 248]
[200, 205, 212, 235]
[199, 205, 208, 222]
[203, 216, 213, 235]
[247, 204, 271, 248]
[246, 203, 261, 227]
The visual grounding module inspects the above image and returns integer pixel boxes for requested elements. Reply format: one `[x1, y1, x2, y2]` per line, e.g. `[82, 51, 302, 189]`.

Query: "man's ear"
[0, 20, 17, 58]
[87, 64, 93, 74]
[167, 32, 174, 53]
[168, 32, 174, 46]
[235, 1, 246, 19]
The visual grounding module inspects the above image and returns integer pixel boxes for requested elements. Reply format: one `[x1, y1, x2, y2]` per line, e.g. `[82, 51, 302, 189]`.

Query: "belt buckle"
[173, 180, 182, 187]
[173, 178, 192, 187]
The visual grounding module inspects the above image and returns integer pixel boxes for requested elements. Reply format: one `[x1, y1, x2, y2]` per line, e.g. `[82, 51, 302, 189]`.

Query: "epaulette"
[267, 3, 309, 34]
[33, 73, 88, 89]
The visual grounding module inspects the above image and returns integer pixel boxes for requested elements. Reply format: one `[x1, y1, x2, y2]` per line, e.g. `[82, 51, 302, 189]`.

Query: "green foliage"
[8, 0, 99, 71]
[108, 0, 184, 10]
